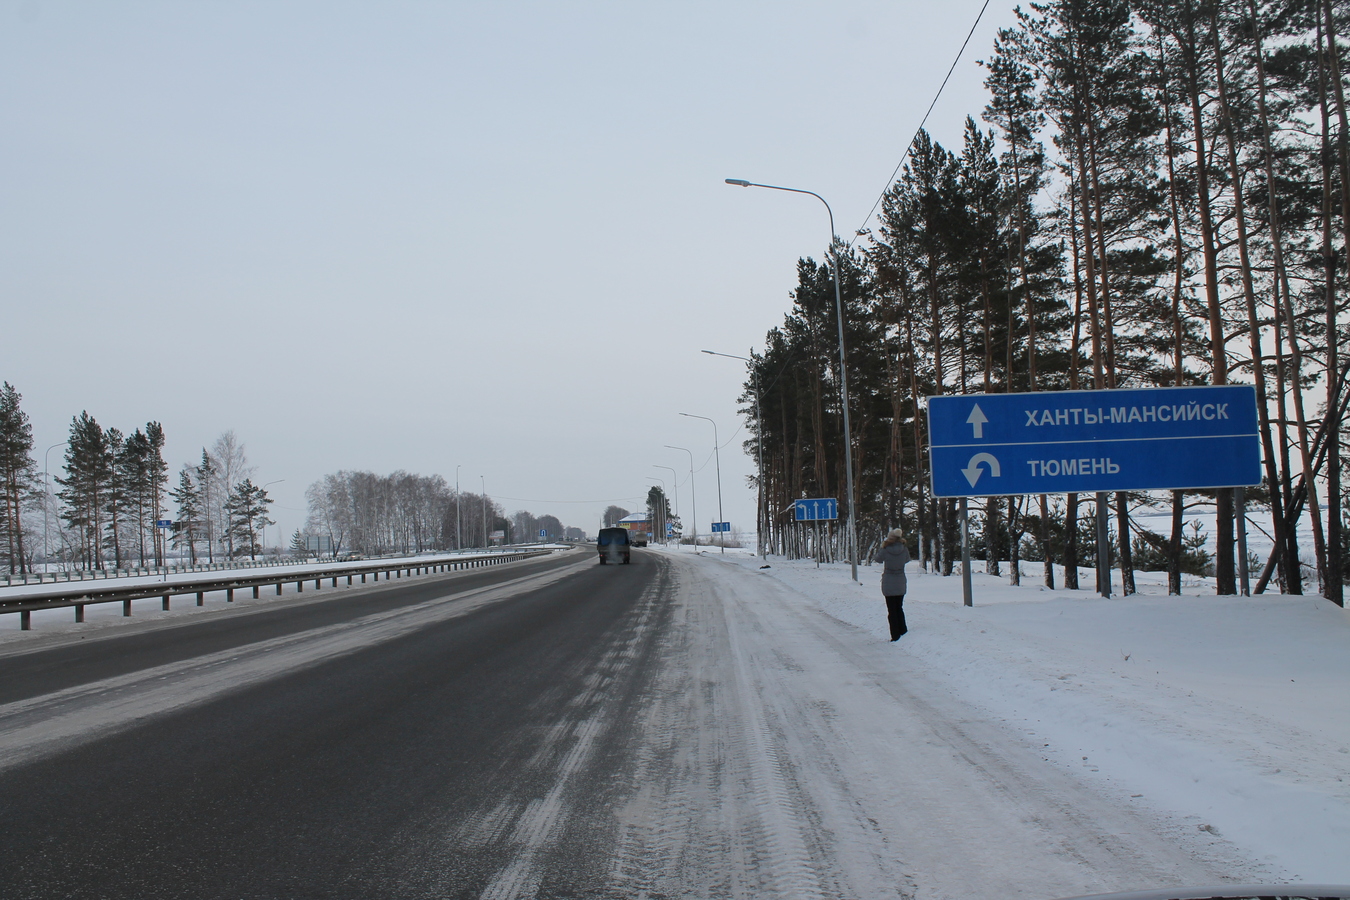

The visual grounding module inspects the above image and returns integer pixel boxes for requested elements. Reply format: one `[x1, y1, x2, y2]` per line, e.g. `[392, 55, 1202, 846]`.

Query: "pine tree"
[56, 412, 113, 569]
[196, 451, 218, 564]
[144, 423, 169, 565]
[111, 428, 140, 568]
[169, 466, 203, 565]
[0, 382, 38, 574]
[226, 478, 273, 560]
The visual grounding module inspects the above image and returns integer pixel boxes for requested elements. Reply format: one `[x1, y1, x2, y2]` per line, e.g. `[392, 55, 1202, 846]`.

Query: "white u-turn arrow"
[962, 452, 1001, 487]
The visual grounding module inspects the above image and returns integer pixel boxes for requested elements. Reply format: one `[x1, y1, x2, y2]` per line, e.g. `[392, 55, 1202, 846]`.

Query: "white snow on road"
[644, 545, 1349, 895]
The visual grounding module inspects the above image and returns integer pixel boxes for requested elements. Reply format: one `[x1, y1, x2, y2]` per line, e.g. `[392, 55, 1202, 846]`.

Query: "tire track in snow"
[607, 557, 852, 900]
[465, 566, 669, 899]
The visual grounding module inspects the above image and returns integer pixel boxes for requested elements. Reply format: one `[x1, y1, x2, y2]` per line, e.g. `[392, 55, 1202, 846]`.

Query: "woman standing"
[873, 529, 910, 641]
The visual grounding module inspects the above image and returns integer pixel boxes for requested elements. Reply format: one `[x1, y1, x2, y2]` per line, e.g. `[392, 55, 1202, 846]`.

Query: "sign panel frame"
[928, 385, 1261, 498]
[792, 498, 839, 522]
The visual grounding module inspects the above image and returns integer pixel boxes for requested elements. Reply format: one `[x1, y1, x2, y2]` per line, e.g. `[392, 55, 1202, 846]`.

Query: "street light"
[665, 446, 696, 550]
[481, 476, 488, 548]
[261, 480, 285, 556]
[702, 349, 765, 559]
[645, 476, 667, 545]
[680, 413, 724, 554]
[42, 442, 63, 571]
[455, 465, 462, 552]
[725, 177, 858, 581]
[653, 465, 678, 545]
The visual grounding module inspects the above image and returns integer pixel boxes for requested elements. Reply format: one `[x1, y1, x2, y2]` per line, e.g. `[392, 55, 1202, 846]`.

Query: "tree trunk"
[1179, 1, 1234, 594]
[1250, 0, 1305, 593]
[1212, 5, 1289, 595]
[1317, 0, 1344, 605]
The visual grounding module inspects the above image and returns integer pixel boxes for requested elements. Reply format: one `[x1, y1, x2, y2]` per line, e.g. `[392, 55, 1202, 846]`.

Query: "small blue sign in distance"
[792, 498, 839, 522]
[155, 519, 173, 528]
[928, 385, 1261, 498]
[711, 521, 731, 533]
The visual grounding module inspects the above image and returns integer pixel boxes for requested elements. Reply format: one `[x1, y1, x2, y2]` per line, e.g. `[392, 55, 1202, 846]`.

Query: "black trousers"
[885, 594, 907, 640]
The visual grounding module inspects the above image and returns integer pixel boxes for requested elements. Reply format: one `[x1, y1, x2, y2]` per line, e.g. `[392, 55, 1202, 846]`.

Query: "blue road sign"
[711, 521, 731, 533]
[928, 385, 1261, 498]
[155, 519, 173, 529]
[793, 498, 839, 521]
[539, 529, 547, 538]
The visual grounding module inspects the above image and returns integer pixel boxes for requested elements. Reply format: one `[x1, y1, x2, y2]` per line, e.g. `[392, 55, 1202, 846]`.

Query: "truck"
[617, 513, 652, 547]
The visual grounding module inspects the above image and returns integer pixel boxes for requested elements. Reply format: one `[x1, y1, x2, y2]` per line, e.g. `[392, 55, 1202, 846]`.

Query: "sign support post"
[1236, 486, 1250, 596]
[1096, 492, 1111, 598]
[959, 498, 972, 607]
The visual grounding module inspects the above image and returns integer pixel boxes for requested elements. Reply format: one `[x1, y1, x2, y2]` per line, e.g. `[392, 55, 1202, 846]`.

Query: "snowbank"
[717, 552, 1350, 883]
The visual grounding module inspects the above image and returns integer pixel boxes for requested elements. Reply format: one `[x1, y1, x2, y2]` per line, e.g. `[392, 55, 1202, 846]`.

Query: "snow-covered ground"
[656, 543, 1350, 887]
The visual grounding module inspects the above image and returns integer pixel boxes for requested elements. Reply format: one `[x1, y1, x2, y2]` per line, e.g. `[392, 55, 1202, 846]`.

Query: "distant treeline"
[303, 470, 585, 557]
[0, 381, 271, 571]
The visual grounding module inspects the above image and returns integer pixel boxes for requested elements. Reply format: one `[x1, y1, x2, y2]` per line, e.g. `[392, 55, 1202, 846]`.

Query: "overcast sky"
[3, 0, 1020, 542]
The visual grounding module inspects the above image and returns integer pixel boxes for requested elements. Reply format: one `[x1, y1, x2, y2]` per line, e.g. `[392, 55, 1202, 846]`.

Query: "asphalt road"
[0, 547, 1242, 899]
[0, 547, 671, 899]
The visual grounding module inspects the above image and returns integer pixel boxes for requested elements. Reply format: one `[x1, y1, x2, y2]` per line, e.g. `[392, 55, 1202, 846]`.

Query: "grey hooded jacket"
[873, 540, 910, 597]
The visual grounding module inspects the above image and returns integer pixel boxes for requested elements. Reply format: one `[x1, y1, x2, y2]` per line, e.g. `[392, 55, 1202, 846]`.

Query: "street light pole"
[645, 476, 666, 545]
[653, 465, 678, 544]
[480, 476, 487, 548]
[455, 465, 462, 552]
[261, 480, 285, 556]
[725, 177, 858, 581]
[702, 349, 765, 559]
[43, 442, 63, 571]
[666, 446, 696, 551]
[680, 413, 724, 554]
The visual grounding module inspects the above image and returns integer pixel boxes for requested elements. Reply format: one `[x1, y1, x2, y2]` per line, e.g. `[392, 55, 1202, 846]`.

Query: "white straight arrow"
[967, 404, 988, 438]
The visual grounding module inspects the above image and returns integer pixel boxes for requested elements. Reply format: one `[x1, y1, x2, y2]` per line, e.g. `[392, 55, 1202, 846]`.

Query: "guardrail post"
[331, 576, 337, 587]
[361, 573, 366, 583]
[227, 588, 234, 602]
[20, 610, 31, 630]
[123, 599, 131, 616]
[347, 575, 352, 585]
[253, 586, 260, 599]
[276, 583, 282, 595]
[314, 578, 321, 589]
[297, 580, 303, 592]
[76, 603, 85, 622]
[162, 594, 170, 611]
[197, 591, 204, 606]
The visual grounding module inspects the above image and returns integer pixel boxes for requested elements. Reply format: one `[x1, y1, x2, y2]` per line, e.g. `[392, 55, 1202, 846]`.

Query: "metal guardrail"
[0, 550, 559, 631]
[1, 548, 534, 588]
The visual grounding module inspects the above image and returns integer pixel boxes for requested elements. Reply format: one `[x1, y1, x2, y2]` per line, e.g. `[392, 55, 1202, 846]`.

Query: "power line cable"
[493, 495, 646, 505]
[849, 0, 992, 247]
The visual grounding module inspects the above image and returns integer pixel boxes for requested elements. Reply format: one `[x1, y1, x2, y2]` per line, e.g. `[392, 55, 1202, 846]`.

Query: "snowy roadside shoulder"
[715, 552, 1350, 883]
